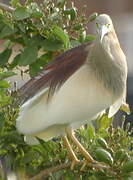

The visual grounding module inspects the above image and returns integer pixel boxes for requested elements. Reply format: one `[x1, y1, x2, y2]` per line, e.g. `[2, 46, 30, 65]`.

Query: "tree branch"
[30, 160, 109, 180]
[30, 162, 71, 180]
[0, 3, 14, 12]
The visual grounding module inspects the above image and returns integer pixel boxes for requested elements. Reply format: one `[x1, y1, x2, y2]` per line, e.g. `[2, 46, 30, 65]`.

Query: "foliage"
[0, 0, 93, 77]
[0, 0, 132, 179]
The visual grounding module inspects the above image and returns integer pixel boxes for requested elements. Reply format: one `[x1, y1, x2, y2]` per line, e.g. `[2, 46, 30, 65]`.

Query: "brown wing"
[19, 42, 92, 104]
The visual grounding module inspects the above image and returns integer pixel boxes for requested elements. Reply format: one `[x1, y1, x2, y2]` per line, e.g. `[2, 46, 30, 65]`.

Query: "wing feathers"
[19, 42, 92, 104]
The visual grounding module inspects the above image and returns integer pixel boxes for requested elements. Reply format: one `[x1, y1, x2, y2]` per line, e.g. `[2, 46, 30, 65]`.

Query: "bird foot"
[80, 160, 108, 171]
[70, 158, 108, 171]
[70, 159, 80, 170]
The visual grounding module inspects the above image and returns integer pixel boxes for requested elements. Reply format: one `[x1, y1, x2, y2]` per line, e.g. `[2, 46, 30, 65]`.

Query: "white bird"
[16, 14, 127, 169]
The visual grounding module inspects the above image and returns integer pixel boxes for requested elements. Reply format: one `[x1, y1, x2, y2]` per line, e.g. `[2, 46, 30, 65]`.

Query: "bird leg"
[65, 128, 107, 170]
[62, 128, 107, 170]
[65, 128, 94, 163]
[62, 136, 80, 170]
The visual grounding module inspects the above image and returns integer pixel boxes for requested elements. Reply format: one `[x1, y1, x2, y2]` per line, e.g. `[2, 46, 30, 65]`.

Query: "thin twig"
[0, 3, 14, 12]
[30, 160, 109, 180]
[30, 162, 71, 180]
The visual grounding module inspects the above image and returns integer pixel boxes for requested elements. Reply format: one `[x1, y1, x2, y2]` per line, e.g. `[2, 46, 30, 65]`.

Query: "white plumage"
[16, 14, 127, 145]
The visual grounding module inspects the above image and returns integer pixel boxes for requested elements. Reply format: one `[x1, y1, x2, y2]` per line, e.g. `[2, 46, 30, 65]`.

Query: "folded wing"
[19, 42, 92, 104]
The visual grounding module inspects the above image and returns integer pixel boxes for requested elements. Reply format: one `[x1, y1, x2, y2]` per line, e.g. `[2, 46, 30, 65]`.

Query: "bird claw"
[80, 160, 108, 171]
[70, 159, 80, 170]
[80, 160, 87, 171]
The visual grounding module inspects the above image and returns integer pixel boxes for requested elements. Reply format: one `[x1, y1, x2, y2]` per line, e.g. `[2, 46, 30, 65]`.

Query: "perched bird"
[16, 14, 127, 169]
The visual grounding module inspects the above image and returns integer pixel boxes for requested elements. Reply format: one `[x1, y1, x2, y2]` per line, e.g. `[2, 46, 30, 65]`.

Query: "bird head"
[94, 14, 114, 43]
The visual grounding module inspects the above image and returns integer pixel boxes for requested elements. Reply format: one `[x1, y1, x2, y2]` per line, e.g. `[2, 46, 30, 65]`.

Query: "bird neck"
[88, 33, 127, 100]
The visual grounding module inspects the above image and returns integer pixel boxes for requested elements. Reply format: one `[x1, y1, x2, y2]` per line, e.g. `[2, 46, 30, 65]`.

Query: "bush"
[0, 0, 132, 179]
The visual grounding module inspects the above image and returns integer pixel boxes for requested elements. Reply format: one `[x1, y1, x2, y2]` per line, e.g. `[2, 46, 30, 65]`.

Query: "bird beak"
[99, 25, 109, 43]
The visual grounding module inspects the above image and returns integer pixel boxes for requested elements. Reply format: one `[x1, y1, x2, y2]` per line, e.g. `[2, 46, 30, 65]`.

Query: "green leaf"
[17, 22, 26, 33]
[28, 35, 43, 46]
[0, 15, 14, 29]
[0, 149, 8, 156]
[29, 63, 41, 77]
[0, 112, 5, 131]
[89, 12, 98, 22]
[73, 24, 82, 31]
[122, 160, 133, 173]
[64, 7, 77, 21]
[86, 124, 95, 139]
[0, 48, 12, 67]
[95, 148, 113, 165]
[57, 0, 66, 8]
[27, 3, 43, 18]
[84, 35, 95, 42]
[0, 80, 10, 88]
[29, 52, 52, 77]
[0, 22, 5, 32]
[0, 71, 16, 80]
[97, 138, 108, 149]
[10, 54, 21, 69]
[115, 149, 127, 161]
[70, 40, 81, 48]
[0, 89, 11, 105]
[36, 52, 52, 67]
[29, 36, 63, 51]
[78, 31, 86, 43]
[41, 39, 63, 51]
[52, 26, 70, 49]
[70, 8, 77, 21]
[10, 0, 20, 7]
[94, 171, 108, 180]
[0, 25, 17, 39]
[96, 114, 112, 131]
[19, 45, 38, 66]
[64, 8, 77, 21]
[13, 7, 30, 20]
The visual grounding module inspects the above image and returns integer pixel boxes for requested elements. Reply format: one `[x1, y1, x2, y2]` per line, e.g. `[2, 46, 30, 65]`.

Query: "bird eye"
[106, 23, 110, 28]
[96, 23, 99, 28]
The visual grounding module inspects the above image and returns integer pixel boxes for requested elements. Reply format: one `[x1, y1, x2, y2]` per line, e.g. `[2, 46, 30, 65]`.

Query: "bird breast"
[88, 38, 127, 101]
